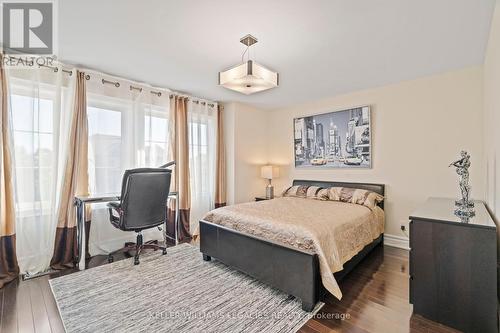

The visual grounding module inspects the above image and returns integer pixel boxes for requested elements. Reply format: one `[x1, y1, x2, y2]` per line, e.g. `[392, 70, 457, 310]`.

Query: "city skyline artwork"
[294, 106, 371, 168]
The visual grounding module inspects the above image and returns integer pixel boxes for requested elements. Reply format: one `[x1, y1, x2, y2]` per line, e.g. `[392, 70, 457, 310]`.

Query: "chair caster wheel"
[162, 249, 167, 255]
[107, 255, 114, 263]
[134, 256, 140, 265]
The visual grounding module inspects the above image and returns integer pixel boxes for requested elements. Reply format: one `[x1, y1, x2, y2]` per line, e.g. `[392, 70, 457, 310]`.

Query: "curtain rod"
[129, 84, 162, 96]
[38, 63, 73, 75]
[5, 55, 170, 97]
[4, 55, 74, 75]
[4, 55, 216, 105]
[169, 94, 215, 108]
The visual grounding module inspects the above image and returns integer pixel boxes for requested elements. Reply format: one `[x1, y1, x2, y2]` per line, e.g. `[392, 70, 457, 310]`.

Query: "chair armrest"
[107, 201, 122, 222]
[107, 201, 121, 210]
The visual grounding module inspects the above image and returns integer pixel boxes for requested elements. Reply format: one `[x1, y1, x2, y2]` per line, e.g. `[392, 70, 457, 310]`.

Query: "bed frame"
[199, 180, 385, 311]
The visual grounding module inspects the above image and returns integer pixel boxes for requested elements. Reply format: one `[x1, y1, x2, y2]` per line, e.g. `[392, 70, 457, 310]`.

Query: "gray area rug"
[50, 243, 323, 333]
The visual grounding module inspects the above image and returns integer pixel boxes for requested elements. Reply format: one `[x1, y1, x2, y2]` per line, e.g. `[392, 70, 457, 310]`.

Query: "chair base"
[107, 233, 167, 265]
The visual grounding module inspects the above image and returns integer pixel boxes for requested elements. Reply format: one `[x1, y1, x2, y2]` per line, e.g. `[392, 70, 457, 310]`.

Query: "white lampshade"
[261, 165, 279, 180]
[219, 60, 279, 95]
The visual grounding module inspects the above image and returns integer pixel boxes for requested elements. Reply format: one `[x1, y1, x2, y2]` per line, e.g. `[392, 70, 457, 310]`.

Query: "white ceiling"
[59, 0, 496, 109]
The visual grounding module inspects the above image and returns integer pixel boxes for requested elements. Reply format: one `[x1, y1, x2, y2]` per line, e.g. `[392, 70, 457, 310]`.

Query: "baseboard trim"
[384, 233, 409, 250]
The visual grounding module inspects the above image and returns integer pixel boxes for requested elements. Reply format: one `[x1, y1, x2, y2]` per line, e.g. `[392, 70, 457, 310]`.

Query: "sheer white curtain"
[188, 100, 217, 231]
[7, 67, 76, 275]
[85, 74, 170, 255]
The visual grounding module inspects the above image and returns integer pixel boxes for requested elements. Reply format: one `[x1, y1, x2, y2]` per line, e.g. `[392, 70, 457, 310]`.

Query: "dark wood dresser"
[409, 197, 498, 333]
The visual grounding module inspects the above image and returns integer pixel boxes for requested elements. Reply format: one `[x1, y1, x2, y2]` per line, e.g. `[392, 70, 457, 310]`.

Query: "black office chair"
[107, 167, 172, 265]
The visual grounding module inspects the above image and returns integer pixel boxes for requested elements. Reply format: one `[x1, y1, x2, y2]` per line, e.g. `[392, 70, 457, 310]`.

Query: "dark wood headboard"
[292, 179, 385, 208]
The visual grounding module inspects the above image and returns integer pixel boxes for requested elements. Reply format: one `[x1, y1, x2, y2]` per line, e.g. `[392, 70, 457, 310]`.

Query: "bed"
[198, 180, 385, 311]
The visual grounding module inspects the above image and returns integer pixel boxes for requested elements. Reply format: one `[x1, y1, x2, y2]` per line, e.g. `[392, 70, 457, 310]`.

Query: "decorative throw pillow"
[305, 186, 323, 199]
[282, 185, 301, 197]
[327, 187, 384, 209]
[360, 191, 384, 209]
[317, 188, 330, 201]
[282, 185, 324, 199]
[326, 187, 342, 201]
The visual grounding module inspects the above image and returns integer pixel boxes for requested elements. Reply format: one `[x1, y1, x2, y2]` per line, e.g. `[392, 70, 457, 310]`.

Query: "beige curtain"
[50, 71, 90, 269]
[0, 54, 19, 288]
[168, 96, 191, 241]
[215, 105, 226, 208]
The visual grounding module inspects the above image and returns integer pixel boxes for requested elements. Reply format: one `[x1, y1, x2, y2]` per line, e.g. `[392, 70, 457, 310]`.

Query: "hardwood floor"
[299, 246, 459, 333]
[0, 245, 459, 333]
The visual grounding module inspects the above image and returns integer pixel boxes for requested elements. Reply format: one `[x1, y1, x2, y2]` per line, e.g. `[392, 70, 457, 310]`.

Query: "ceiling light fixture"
[218, 34, 279, 95]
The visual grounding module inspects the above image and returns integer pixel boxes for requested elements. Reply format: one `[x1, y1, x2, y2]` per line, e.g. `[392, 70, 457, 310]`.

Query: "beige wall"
[267, 67, 484, 237]
[484, 0, 500, 221]
[483, 0, 500, 264]
[223, 102, 269, 204]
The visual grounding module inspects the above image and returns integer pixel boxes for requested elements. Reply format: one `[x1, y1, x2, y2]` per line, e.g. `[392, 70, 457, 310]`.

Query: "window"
[189, 122, 210, 182]
[87, 95, 170, 196]
[144, 107, 169, 167]
[187, 105, 217, 226]
[8, 75, 75, 274]
[11, 91, 55, 216]
[87, 98, 125, 196]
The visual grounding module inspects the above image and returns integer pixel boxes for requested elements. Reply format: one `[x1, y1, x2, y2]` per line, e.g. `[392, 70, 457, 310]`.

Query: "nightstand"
[255, 196, 271, 201]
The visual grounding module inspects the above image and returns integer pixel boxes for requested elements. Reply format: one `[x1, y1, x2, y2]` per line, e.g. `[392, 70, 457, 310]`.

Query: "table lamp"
[261, 165, 279, 199]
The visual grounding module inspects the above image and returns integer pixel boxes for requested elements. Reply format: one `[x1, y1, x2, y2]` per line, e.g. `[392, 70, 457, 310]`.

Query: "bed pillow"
[282, 185, 324, 199]
[317, 188, 330, 200]
[326, 187, 384, 209]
